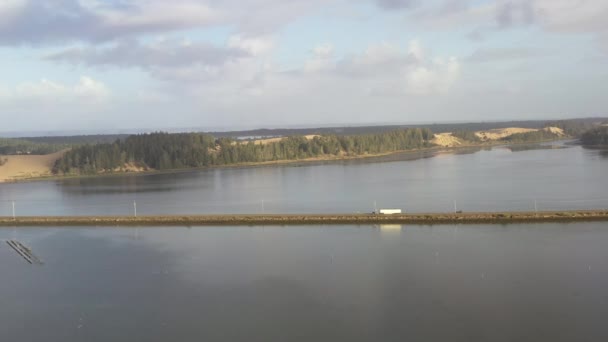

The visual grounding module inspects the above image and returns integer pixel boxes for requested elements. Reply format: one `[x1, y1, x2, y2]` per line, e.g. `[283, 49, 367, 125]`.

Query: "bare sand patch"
[475, 127, 538, 141]
[0, 150, 66, 182]
[431, 133, 463, 147]
[251, 137, 283, 145]
[110, 163, 149, 173]
[543, 126, 565, 136]
[238, 134, 321, 146]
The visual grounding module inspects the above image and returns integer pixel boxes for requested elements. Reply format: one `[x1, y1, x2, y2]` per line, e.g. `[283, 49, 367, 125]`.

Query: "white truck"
[376, 209, 402, 215]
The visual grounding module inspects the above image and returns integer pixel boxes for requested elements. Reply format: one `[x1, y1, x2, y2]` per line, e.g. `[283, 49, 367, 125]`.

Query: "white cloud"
[374, 0, 418, 10]
[0, 0, 220, 44]
[94, 1, 219, 32]
[227, 35, 275, 56]
[46, 38, 250, 68]
[354, 42, 404, 66]
[534, 0, 608, 33]
[416, 1, 608, 38]
[0, 0, 26, 26]
[412, 2, 496, 30]
[312, 43, 334, 58]
[466, 47, 546, 63]
[103, 38, 461, 127]
[2, 0, 604, 131]
[0, 0, 336, 45]
[0, 76, 109, 105]
[164, 39, 461, 107]
[407, 40, 425, 62]
[0, 76, 113, 131]
[405, 57, 460, 95]
[304, 43, 334, 72]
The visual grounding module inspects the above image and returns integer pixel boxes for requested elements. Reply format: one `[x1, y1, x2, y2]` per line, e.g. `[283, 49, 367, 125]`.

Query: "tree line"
[451, 129, 561, 143]
[0, 138, 67, 155]
[451, 130, 481, 142]
[581, 126, 608, 146]
[499, 130, 561, 143]
[53, 128, 434, 174]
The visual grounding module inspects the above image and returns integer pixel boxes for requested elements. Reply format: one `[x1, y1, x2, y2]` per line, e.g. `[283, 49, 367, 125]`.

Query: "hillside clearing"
[0, 150, 66, 182]
[431, 133, 464, 147]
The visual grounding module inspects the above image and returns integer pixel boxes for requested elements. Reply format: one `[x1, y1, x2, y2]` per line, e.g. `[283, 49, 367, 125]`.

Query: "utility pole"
[133, 201, 137, 217]
[12, 201, 16, 220]
[454, 200, 457, 213]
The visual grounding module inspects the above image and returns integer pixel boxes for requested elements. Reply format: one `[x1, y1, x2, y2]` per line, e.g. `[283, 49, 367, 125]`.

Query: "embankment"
[1, 210, 607, 227]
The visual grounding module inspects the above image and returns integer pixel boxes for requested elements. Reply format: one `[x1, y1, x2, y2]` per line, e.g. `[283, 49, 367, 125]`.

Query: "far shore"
[1, 210, 607, 226]
[0, 137, 570, 184]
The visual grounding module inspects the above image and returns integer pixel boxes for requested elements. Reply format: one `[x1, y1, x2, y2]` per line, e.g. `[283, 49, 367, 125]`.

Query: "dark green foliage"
[53, 129, 434, 174]
[546, 119, 598, 137]
[21, 134, 129, 145]
[451, 130, 481, 142]
[0, 138, 67, 155]
[499, 130, 560, 143]
[581, 126, 608, 146]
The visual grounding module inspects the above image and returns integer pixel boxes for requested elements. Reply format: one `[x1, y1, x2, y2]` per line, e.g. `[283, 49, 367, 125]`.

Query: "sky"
[1, 0, 607, 133]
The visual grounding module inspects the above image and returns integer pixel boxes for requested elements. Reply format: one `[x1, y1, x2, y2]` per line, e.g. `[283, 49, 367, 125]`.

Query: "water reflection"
[505, 144, 569, 152]
[2, 224, 608, 341]
[379, 224, 402, 236]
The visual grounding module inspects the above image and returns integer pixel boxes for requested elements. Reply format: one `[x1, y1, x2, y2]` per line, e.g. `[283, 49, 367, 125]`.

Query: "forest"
[53, 128, 434, 174]
[581, 126, 608, 146]
[499, 130, 561, 143]
[0, 138, 67, 155]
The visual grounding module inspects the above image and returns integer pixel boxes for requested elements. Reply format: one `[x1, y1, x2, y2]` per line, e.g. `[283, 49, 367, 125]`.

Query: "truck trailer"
[376, 209, 402, 215]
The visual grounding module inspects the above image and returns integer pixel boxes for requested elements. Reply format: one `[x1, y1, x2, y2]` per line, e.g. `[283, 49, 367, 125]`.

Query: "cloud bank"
[0, 0, 607, 131]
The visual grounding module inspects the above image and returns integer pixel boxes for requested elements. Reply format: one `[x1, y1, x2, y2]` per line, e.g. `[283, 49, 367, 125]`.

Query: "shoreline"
[0, 138, 569, 184]
[1, 210, 607, 227]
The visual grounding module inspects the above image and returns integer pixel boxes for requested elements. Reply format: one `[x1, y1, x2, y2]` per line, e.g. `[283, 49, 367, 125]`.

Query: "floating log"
[5, 240, 43, 265]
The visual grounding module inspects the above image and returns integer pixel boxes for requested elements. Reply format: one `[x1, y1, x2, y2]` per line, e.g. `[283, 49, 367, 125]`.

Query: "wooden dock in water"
[5, 240, 44, 265]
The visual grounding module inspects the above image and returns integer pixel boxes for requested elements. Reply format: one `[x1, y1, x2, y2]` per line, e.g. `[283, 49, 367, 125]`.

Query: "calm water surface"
[1, 143, 607, 216]
[1, 223, 607, 341]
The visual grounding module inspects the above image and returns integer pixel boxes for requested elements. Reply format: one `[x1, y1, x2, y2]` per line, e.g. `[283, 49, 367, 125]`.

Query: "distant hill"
[11, 117, 603, 143]
[207, 118, 605, 138]
[18, 134, 130, 145]
[208, 120, 552, 138]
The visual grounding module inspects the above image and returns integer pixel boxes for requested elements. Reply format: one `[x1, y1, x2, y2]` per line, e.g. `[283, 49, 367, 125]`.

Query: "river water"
[1, 142, 608, 341]
[1, 223, 607, 341]
[0, 142, 607, 216]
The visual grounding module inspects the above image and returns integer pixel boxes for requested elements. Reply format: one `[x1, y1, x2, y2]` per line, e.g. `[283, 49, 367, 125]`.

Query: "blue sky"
[1, 0, 607, 133]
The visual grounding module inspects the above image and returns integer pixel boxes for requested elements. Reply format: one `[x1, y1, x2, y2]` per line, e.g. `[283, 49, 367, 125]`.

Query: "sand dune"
[431, 133, 463, 147]
[543, 126, 566, 136]
[433, 126, 565, 147]
[475, 126, 565, 141]
[0, 150, 66, 182]
[234, 134, 321, 146]
[475, 127, 538, 141]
